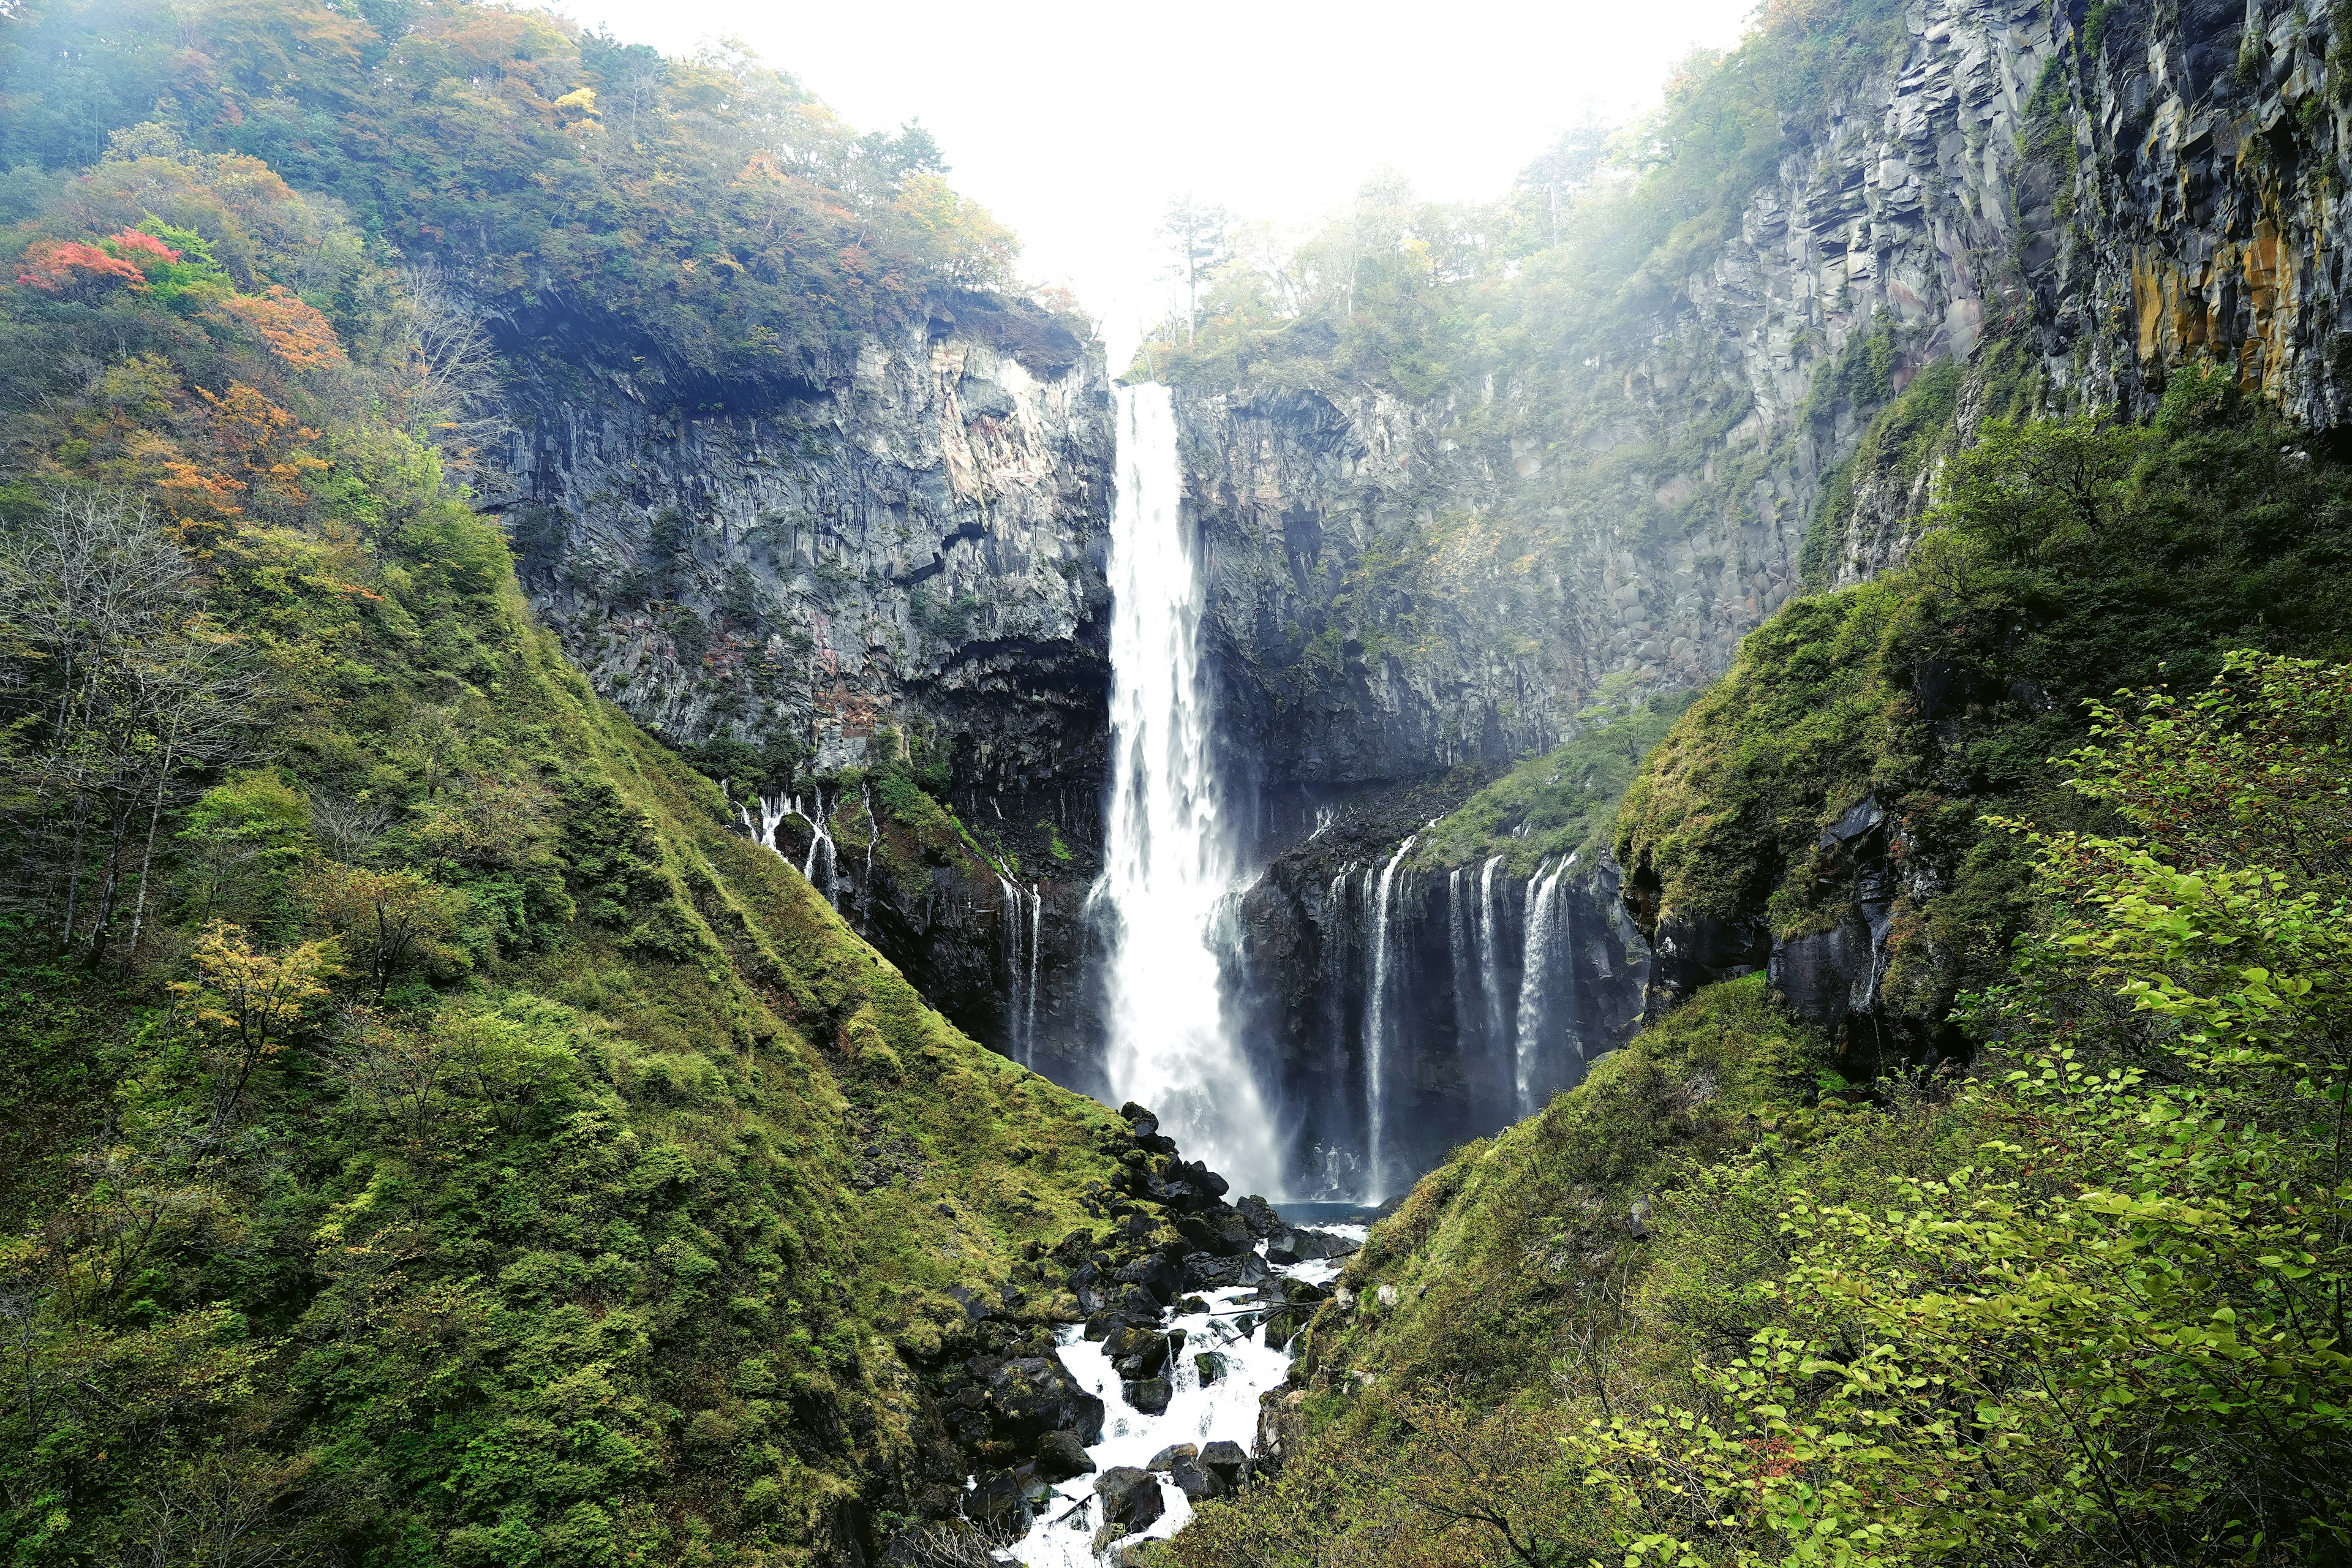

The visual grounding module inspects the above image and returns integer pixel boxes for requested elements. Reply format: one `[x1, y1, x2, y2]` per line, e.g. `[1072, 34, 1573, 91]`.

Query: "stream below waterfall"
[1008, 1229, 1362, 1566]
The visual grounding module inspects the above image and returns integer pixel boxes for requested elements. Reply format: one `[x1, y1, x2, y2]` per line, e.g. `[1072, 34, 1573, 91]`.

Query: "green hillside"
[0, 129, 1135, 1566]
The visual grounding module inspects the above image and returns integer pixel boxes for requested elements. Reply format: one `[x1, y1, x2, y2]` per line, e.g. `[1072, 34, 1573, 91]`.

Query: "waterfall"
[737, 790, 835, 908]
[1512, 858, 1571, 1116]
[998, 874, 1030, 1065]
[1449, 865, 1477, 1057]
[1363, 835, 1415, 1204]
[1477, 856, 1510, 1076]
[1027, 882, 1042, 1056]
[1096, 384, 1273, 1192]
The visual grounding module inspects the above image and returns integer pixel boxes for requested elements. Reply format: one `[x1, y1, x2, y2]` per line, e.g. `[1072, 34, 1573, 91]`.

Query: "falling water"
[999, 875, 1030, 1064]
[1027, 884, 1042, 1054]
[1449, 865, 1477, 1057]
[1477, 856, 1510, 1056]
[1096, 385, 1274, 1192]
[738, 790, 837, 907]
[1363, 835, 1416, 1203]
[1513, 858, 1571, 1116]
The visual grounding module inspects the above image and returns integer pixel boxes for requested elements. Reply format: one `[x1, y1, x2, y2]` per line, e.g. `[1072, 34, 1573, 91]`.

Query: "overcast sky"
[535, 0, 1764, 356]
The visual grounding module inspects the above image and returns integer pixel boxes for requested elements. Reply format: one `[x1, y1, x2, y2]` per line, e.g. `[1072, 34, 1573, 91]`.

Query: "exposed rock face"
[1224, 791, 1651, 1199]
[1189, 0, 2352, 1157]
[499, 295, 1114, 1071]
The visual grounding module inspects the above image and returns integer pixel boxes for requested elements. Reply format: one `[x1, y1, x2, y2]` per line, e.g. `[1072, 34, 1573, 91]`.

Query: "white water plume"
[1363, 834, 1415, 1202]
[1096, 384, 1274, 1193]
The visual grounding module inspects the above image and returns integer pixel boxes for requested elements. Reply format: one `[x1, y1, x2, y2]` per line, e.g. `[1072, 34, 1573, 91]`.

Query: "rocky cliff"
[1178, 0, 2352, 1180]
[499, 292, 1116, 1079]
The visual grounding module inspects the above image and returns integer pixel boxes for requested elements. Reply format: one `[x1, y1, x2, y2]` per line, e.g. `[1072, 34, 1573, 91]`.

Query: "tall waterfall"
[1363, 835, 1415, 1202]
[1096, 384, 1274, 1193]
[1513, 857, 1572, 1116]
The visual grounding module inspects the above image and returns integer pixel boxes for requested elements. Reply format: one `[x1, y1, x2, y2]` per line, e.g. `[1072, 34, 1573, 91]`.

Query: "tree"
[1934, 412, 2146, 564]
[1159, 194, 1233, 344]
[173, 920, 339, 1133]
[302, 862, 460, 997]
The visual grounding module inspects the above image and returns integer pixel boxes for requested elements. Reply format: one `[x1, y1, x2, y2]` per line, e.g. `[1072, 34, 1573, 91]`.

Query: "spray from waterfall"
[1096, 384, 1273, 1192]
[1363, 835, 1415, 1204]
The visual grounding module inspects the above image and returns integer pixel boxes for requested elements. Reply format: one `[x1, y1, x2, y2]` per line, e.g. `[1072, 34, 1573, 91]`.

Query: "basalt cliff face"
[499, 295, 1115, 1080]
[1200, 0, 2352, 1185]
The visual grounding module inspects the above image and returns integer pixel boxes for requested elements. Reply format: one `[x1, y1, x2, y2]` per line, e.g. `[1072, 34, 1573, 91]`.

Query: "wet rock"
[1102, 1325, 1169, 1380]
[1036, 1429, 1096, 1481]
[1177, 1210, 1254, 1256]
[1146, 1442, 1198, 1472]
[1183, 1251, 1270, 1290]
[1261, 1307, 1308, 1352]
[1095, 1466, 1165, 1532]
[1254, 1389, 1310, 1473]
[1265, 1227, 1358, 1264]
[967, 1470, 1031, 1532]
[1124, 1375, 1172, 1415]
[1167, 1452, 1215, 1502]
[1118, 1284, 1165, 1320]
[973, 1355, 1106, 1447]
[1235, 1195, 1281, 1237]
[1115, 1253, 1181, 1305]
[1200, 1439, 1251, 1492]
[1194, 1351, 1229, 1385]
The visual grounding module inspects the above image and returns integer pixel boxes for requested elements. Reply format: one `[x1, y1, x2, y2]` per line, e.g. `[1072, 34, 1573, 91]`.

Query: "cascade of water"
[1363, 835, 1417, 1204]
[737, 793, 790, 852]
[1096, 385, 1273, 1191]
[1512, 858, 1571, 1116]
[998, 873, 1028, 1063]
[1448, 865, 1478, 1065]
[1477, 856, 1510, 1080]
[1027, 881, 1042, 1058]
[860, 786, 874, 932]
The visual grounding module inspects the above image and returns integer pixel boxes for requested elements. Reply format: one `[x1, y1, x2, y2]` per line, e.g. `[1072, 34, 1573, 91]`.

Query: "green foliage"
[0, 0, 1049, 393]
[1619, 388, 2352, 1012]
[1178, 654, 2352, 1568]
[1412, 695, 1692, 878]
[0, 132, 1133, 1564]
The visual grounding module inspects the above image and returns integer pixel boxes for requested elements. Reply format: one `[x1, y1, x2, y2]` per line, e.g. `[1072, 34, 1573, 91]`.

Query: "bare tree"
[392, 262, 510, 476]
[0, 492, 257, 959]
[1159, 194, 1233, 345]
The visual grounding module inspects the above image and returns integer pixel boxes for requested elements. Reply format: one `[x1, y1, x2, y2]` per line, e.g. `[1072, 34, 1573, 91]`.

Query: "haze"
[538, 0, 1764, 352]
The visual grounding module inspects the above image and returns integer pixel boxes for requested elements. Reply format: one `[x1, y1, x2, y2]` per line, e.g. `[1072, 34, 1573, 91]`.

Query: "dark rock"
[1082, 1313, 1120, 1341]
[1183, 1251, 1271, 1290]
[1236, 1195, 1281, 1236]
[1174, 1294, 1210, 1314]
[1201, 1439, 1250, 1492]
[1115, 1253, 1181, 1305]
[1036, 1429, 1096, 1481]
[1177, 1212, 1253, 1256]
[976, 1355, 1106, 1447]
[1146, 1442, 1197, 1472]
[1168, 1453, 1215, 1501]
[966, 1470, 1030, 1532]
[1195, 1351, 1229, 1385]
[1102, 1325, 1169, 1380]
[1124, 1375, 1172, 1415]
[1093, 1465, 1164, 1532]
[1261, 1306, 1308, 1352]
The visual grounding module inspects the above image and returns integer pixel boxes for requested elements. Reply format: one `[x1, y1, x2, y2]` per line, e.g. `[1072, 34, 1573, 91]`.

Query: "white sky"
[537, 0, 1765, 359]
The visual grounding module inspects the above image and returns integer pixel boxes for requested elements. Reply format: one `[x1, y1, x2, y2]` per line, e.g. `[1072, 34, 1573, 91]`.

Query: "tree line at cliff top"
[1, 0, 1046, 396]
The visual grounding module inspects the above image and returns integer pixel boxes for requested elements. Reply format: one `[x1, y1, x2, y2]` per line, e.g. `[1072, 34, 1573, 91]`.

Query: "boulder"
[1265, 1226, 1357, 1264]
[1115, 1253, 1181, 1305]
[1146, 1442, 1198, 1472]
[1261, 1306, 1307, 1352]
[1167, 1452, 1215, 1502]
[1036, 1429, 1096, 1481]
[1183, 1251, 1270, 1290]
[966, 1470, 1030, 1532]
[1118, 1284, 1165, 1320]
[1094, 1466, 1164, 1532]
[1124, 1375, 1172, 1415]
[976, 1355, 1106, 1447]
[1236, 1194, 1281, 1237]
[1102, 1325, 1169, 1380]
[1195, 1351, 1229, 1385]
[1200, 1439, 1250, 1492]
[1177, 1212, 1254, 1257]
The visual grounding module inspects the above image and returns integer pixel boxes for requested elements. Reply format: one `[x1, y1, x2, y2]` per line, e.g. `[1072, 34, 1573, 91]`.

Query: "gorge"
[6, 0, 2352, 1562]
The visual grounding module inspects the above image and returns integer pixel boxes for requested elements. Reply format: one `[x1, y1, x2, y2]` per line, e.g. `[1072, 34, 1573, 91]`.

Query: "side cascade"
[738, 789, 839, 908]
[1362, 834, 1416, 1204]
[1095, 384, 1276, 1193]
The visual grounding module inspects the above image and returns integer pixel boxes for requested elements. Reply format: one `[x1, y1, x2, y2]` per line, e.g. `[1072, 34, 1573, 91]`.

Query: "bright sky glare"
[535, 0, 1764, 355]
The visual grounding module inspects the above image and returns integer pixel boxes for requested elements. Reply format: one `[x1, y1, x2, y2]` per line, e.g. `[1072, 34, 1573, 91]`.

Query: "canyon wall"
[1200, 0, 2352, 1183]
[497, 292, 1116, 1082]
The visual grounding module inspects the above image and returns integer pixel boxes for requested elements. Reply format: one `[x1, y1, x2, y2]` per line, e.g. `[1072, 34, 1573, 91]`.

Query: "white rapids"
[1009, 1233, 1363, 1566]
